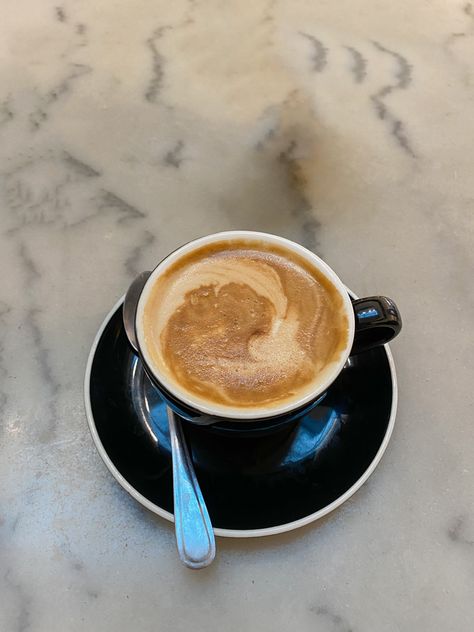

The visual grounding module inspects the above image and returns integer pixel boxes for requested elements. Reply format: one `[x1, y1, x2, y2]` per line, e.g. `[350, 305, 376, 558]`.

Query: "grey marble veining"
[1, 1, 474, 630]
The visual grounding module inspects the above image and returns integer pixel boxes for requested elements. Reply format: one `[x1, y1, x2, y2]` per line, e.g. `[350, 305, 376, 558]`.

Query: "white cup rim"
[135, 230, 355, 420]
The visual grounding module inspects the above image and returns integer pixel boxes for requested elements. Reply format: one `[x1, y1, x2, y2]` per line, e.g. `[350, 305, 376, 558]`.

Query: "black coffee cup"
[132, 231, 401, 432]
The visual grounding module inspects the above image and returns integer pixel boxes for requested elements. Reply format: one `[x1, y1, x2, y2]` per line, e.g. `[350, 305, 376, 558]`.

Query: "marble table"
[1, 1, 473, 630]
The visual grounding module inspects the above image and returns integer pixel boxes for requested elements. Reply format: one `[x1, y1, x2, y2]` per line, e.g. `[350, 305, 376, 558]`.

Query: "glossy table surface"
[1, 1, 473, 630]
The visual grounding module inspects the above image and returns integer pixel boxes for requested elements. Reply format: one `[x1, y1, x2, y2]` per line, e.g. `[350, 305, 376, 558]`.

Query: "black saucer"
[85, 298, 397, 537]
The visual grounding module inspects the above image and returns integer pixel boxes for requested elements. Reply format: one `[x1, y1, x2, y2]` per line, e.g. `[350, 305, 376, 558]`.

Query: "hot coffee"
[140, 239, 349, 414]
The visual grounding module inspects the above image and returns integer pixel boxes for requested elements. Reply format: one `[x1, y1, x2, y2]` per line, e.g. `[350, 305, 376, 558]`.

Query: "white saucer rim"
[84, 293, 398, 539]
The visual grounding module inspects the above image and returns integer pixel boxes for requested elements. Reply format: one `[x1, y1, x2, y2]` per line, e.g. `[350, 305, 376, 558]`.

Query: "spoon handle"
[167, 407, 216, 569]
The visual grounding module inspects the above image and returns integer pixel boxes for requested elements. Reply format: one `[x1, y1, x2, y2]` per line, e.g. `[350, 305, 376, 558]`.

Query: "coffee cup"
[132, 231, 401, 430]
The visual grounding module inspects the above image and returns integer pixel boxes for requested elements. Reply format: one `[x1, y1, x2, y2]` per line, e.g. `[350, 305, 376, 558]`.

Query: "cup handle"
[350, 296, 402, 355]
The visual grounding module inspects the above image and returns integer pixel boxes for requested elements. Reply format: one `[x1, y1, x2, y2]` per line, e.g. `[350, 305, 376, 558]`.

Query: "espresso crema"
[141, 240, 349, 411]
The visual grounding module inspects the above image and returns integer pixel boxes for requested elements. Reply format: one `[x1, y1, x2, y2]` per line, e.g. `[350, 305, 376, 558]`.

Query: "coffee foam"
[141, 240, 349, 411]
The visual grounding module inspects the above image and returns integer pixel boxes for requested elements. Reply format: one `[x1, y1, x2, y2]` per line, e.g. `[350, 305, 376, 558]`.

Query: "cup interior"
[135, 230, 355, 420]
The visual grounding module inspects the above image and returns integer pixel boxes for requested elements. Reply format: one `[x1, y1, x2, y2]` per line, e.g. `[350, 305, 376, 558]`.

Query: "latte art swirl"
[142, 241, 349, 411]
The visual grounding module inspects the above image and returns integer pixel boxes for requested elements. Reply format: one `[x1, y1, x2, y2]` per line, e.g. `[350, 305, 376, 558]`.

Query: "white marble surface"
[1, 0, 474, 630]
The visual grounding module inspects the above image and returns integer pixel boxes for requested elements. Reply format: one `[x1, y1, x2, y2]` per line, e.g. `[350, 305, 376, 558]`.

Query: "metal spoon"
[123, 272, 216, 569]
